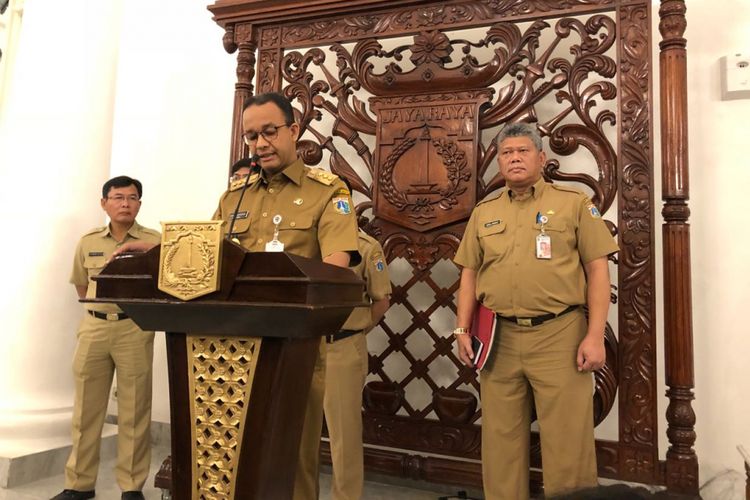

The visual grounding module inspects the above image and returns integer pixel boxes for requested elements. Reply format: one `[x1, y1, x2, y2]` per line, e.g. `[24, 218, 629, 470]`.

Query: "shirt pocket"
[83, 255, 107, 279]
[228, 211, 251, 234]
[277, 214, 316, 250]
[532, 219, 570, 257]
[477, 221, 511, 260]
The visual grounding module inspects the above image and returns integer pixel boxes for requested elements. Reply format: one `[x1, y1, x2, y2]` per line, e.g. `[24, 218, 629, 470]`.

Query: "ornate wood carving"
[615, 2, 660, 484]
[204, 0, 695, 495]
[659, 0, 698, 494]
[271, 0, 618, 49]
[370, 91, 490, 231]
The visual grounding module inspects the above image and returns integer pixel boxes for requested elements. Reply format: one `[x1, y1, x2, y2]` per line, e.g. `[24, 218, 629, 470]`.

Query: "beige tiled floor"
[0, 445, 469, 500]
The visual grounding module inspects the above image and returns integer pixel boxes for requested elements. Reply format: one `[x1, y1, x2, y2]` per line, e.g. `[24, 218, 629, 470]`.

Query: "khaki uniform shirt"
[454, 177, 618, 317]
[340, 232, 392, 332]
[70, 221, 161, 314]
[213, 158, 359, 261]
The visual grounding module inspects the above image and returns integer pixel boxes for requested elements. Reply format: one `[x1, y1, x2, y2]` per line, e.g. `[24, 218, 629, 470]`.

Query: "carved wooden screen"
[208, 0, 697, 495]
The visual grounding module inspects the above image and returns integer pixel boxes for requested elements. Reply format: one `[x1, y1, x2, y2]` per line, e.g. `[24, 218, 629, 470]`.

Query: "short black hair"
[102, 176, 142, 199]
[231, 157, 255, 175]
[242, 92, 295, 124]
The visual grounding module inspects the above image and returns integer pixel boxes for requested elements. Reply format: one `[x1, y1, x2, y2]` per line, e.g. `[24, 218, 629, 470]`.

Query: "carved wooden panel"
[205, 0, 689, 493]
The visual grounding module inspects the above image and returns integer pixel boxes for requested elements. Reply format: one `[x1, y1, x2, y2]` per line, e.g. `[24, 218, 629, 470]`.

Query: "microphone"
[227, 155, 261, 243]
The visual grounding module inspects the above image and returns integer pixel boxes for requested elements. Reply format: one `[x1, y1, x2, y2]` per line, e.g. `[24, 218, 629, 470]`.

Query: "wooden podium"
[91, 242, 363, 500]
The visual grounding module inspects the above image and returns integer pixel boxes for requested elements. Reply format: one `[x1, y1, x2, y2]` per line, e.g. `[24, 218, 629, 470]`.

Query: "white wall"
[680, 0, 750, 490]
[0, 0, 124, 446]
[109, 0, 235, 422]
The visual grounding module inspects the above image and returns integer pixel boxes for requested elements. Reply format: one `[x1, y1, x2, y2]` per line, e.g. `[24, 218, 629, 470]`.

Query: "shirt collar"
[102, 221, 143, 240]
[508, 176, 547, 201]
[259, 157, 304, 187]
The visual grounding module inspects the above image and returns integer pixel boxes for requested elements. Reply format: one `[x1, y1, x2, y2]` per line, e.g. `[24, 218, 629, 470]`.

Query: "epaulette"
[141, 227, 161, 237]
[229, 173, 260, 192]
[475, 191, 504, 207]
[548, 183, 584, 196]
[84, 226, 107, 236]
[307, 168, 338, 186]
[357, 232, 371, 243]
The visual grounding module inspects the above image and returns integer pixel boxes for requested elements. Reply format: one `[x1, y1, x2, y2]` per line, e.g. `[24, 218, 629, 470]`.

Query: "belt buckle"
[106, 313, 119, 321]
[517, 318, 532, 327]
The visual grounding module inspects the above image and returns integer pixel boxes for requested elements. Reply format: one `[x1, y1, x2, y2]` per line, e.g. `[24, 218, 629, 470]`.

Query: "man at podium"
[214, 92, 361, 500]
[115, 92, 361, 499]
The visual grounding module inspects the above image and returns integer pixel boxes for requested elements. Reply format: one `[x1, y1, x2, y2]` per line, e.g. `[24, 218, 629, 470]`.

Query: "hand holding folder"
[470, 303, 497, 370]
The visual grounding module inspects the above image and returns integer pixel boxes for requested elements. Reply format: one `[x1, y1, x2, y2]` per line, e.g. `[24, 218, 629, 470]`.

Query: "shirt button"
[290, 221, 296, 227]
[262, 212, 268, 217]
[268, 188, 275, 193]
[257, 238, 263, 244]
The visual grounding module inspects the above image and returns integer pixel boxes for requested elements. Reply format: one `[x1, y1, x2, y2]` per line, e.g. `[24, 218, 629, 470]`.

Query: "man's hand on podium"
[109, 241, 157, 262]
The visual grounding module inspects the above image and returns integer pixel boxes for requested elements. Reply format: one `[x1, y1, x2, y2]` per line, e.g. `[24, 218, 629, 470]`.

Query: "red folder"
[470, 303, 497, 370]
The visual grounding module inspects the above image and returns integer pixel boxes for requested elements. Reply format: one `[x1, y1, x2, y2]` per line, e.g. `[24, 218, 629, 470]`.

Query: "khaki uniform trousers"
[65, 313, 154, 491]
[293, 338, 327, 500]
[480, 308, 597, 500]
[323, 332, 368, 500]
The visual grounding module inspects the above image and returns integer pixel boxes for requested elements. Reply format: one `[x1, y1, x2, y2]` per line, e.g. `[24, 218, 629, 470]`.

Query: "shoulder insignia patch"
[587, 203, 602, 218]
[334, 187, 350, 197]
[332, 196, 352, 215]
[374, 258, 385, 272]
[307, 168, 338, 186]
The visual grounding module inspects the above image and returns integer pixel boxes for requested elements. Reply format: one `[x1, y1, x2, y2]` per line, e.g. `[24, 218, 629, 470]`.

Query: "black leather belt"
[497, 305, 579, 327]
[88, 310, 129, 321]
[326, 330, 360, 343]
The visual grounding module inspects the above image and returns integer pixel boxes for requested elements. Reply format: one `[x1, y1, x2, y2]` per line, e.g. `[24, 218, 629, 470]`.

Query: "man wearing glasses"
[53, 176, 161, 500]
[213, 92, 361, 500]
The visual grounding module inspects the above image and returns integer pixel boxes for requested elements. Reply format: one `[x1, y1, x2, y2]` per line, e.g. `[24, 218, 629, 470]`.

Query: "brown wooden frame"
[206, 0, 697, 495]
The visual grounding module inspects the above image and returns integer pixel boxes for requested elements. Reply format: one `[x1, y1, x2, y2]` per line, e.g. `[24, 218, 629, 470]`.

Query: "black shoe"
[50, 490, 95, 500]
[121, 492, 145, 500]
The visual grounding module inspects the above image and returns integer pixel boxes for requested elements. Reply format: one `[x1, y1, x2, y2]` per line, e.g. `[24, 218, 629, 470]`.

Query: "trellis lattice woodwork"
[207, 0, 697, 495]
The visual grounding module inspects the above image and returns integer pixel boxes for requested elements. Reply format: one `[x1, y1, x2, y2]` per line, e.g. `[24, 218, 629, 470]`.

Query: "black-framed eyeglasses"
[243, 123, 290, 145]
[107, 195, 140, 204]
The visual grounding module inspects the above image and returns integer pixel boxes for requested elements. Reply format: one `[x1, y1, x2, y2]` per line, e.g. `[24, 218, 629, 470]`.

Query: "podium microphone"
[227, 155, 260, 243]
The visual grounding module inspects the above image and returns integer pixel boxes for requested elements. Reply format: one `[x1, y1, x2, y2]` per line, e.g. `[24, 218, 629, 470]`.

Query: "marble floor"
[0, 445, 471, 500]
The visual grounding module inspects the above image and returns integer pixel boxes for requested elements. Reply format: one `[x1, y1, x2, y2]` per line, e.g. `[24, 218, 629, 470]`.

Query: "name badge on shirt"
[265, 214, 285, 252]
[536, 233, 551, 259]
[88, 251, 105, 257]
[265, 240, 285, 252]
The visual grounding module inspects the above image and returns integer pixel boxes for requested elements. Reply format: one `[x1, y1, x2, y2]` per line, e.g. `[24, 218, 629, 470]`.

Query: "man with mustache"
[454, 122, 619, 499]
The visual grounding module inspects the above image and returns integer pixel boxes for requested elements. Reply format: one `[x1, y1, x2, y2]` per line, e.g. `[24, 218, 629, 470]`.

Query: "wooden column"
[659, 0, 699, 495]
[221, 22, 257, 166]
